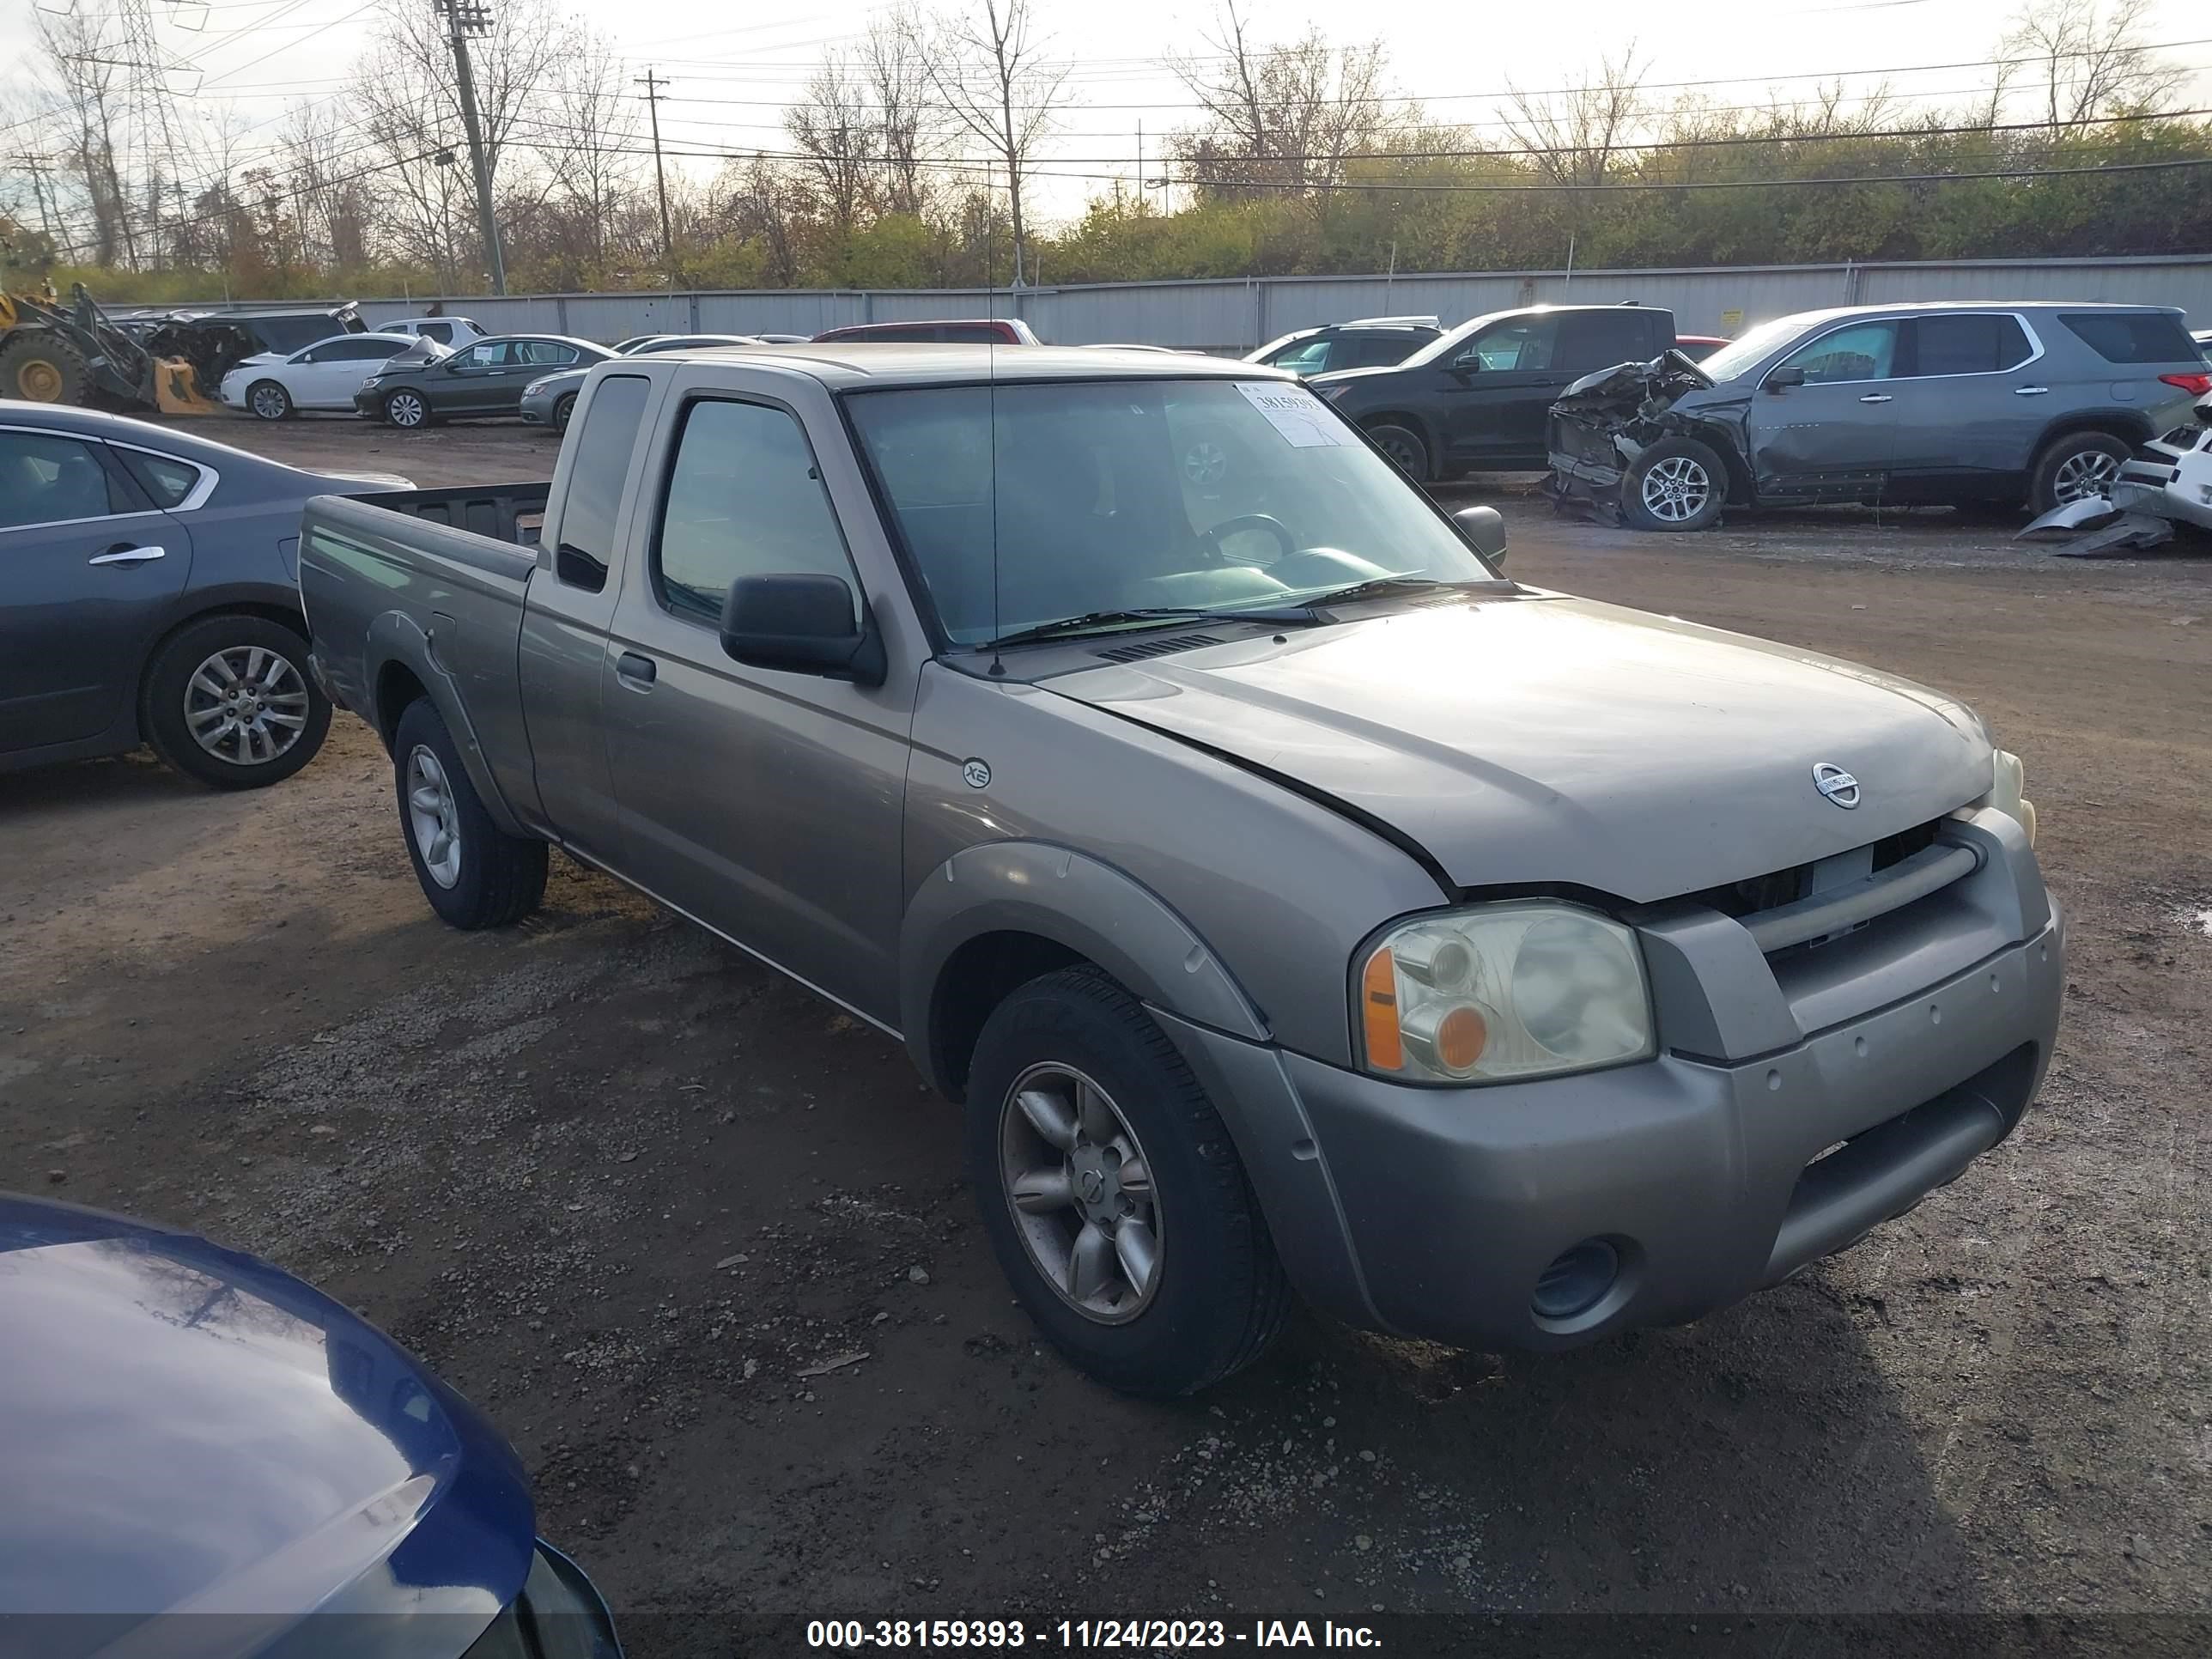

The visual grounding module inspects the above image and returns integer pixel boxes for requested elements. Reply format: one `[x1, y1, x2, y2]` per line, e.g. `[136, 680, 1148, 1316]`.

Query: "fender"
[363, 609, 530, 839]
[2032, 406, 2154, 451]
[899, 841, 1269, 1091]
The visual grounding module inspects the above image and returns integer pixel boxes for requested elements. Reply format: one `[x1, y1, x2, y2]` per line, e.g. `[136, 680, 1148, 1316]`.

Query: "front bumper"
[518, 390, 555, 425]
[353, 386, 386, 417]
[1159, 810, 2064, 1352]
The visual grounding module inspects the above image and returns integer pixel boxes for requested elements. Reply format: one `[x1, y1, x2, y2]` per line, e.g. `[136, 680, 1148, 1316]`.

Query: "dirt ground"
[4, 414, 2211, 1654]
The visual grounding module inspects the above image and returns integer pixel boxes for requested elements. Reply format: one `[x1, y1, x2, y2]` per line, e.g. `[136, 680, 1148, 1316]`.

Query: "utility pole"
[16, 154, 62, 249]
[439, 0, 507, 295]
[635, 69, 675, 288]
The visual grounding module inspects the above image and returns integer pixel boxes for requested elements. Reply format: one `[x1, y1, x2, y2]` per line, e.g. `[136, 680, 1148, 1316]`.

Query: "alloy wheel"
[250, 384, 289, 420]
[1641, 454, 1712, 523]
[1182, 440, 1228, 486]
[998, 1061, 1162, 1324]
[2051, 449, 2120, 505]
[387, 391, 426, 428]
[404, 744, 464, 889]
[184, 646, 312, 768]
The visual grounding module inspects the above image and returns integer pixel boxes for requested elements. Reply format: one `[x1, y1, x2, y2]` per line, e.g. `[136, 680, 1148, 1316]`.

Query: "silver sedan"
[520, 333, 768, 430]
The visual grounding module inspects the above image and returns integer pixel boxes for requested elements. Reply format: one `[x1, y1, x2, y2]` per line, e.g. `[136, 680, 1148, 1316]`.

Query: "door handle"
[616, 651, 658, 688]
[2014, 386, 2050, 396]
[88, 544, 167, 566]
[1858, 394, 1893, 404]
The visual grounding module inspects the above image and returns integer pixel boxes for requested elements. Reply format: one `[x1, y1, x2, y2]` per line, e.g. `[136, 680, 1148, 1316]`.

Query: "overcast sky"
[3, 0, 2205, 222]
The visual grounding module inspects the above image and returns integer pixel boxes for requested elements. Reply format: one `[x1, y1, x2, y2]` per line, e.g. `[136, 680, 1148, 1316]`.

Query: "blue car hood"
[0, 1195, 534, 1657]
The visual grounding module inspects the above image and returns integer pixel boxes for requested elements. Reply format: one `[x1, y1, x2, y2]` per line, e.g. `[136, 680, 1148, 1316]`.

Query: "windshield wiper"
[1298, 574, 1489, 609]
[984, 605, 1323, 649]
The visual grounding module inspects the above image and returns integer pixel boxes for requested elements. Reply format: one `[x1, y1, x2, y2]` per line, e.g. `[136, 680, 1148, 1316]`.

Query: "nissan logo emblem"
[1812, 763, 1862, 808]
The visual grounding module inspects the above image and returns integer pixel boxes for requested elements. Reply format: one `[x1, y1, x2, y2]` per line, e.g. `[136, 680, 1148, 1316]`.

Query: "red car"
[1674, 334, 1731, 362]
[811, 318, 1041, 345]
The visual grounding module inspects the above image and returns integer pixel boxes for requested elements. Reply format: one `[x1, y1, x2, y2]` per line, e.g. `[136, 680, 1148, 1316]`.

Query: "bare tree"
[2002, 0, 2182, 131]
[351, 0, 561, 285]
[529, 27, 644, 277]
[913, 0, 1067, 286]
[33, 5, 136, 265]
[1501, 48, 1650, 187]
[787, 52, 878, 235]
[280, 102, 374, 270]
[862, 8, 944, 216]
[1169, 4, 1390, 196]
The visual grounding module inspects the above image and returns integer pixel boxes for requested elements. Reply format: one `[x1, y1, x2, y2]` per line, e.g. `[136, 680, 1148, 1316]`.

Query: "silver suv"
[1550, 301, 2207, 531]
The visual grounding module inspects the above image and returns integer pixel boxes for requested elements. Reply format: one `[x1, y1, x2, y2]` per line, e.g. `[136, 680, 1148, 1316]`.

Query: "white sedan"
[218, 332, 422, 420]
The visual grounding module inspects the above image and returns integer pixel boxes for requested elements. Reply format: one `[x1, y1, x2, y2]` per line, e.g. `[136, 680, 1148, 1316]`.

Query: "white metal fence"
[327, 254, 2212, 349]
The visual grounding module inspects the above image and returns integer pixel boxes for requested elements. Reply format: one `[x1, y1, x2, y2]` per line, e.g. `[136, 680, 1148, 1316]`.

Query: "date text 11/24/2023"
[806, 1620, 1384, 1649]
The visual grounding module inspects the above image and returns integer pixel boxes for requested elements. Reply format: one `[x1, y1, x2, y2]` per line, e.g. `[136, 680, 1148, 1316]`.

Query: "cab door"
[597, 380, 917, 1024]
[1438, 313, 1565, 466]
[1743, 319, 1904, 502]
[0, 428, 191, 755]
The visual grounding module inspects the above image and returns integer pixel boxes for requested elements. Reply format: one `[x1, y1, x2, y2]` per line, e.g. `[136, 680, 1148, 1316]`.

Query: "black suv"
[1246, 316, 1444, 377]
[1310, 303, 1675, 481]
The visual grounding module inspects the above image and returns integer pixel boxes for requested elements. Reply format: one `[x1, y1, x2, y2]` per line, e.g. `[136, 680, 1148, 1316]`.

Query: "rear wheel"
[142, 615, 331, 789]
[966, 966, 1290, 1397]
[246, 380, 293, 421]
[2030, 431, 2130, 514]
[1364, 421, 1430, 482]
[1622, 436, 1727, 532]
[393, 699, 547, 930]
[0, 331, 89, 404]
[384, 387, 429, 428]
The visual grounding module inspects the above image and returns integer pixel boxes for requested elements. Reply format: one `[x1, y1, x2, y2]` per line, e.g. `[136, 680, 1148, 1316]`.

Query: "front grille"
[1093, 633, 1223, 662]
[1692, 819, 1942, 921]
[1687, 818, 1980, 957]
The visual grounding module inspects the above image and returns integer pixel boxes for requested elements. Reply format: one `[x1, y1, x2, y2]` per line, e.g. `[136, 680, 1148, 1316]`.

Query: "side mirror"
[720, 572, 885, 687]
[1453, 504, 1507, 567]
[1451, 351, 1483, 373]
[1764, 364, 1806, 392]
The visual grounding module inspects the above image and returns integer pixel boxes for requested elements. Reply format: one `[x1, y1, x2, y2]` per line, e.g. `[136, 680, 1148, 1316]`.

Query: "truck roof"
[627, 343, 1284, 390]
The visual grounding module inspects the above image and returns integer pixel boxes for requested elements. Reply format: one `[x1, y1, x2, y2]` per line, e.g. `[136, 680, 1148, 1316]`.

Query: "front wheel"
[142, 615, 331, 789]
[2030, 431, 2131, 514]
[1622, 436, 1727, 532]
[392, 699, 547, 930]
[384, 388, 429, 429]
[553, 392, 577, 430]
[1364, 421, 1431, 482]
[246, 380, 293, 421]
[966, 966, 1290, 1397]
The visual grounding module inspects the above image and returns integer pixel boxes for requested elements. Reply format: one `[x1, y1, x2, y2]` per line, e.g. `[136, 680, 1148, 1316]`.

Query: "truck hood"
[1043, 595, 1992, 901]
[0, 1195, 533, 1651]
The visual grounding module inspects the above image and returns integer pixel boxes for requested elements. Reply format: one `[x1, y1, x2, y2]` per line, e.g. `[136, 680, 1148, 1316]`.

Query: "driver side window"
[1780, 321, 1899, 384]
[1462, 317, 1559, 372]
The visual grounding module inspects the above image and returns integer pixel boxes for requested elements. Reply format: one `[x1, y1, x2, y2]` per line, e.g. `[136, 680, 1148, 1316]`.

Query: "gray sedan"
[0, 402, 409, 787]
[520, 334, 767, 430]
[354, 334, 616, 428]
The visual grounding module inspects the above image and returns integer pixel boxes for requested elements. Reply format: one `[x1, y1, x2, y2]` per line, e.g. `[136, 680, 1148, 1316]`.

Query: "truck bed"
[298, 483, 548, 826]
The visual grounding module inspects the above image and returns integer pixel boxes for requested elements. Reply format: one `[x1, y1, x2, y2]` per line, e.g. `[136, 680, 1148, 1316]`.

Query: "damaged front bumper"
[1545, 349, 1720, 522]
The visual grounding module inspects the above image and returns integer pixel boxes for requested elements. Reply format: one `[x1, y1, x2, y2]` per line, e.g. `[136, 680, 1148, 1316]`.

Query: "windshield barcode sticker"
[1235, 382, 1346, 447]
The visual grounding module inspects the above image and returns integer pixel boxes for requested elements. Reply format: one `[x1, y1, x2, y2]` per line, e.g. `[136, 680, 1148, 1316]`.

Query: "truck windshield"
[844, 379, 1495, 645]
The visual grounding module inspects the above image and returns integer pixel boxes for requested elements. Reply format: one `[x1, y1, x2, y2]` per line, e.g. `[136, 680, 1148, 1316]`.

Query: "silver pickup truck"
[300, 345, 2063, 1397]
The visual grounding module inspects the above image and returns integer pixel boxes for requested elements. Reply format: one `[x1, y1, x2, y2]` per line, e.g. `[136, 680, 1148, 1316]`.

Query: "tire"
[1364, 421, 1430, 482]
[141, 614, 331, 790]
[1621, 435, 1727, 532]
[0, 331, 89, 404]
[553, 392, 577, 430]
[2030, 430, 2131, 514]
[392, 699, 547, 930]
[246, 380, 293, 421]
[384, 387, 429, 429]
[965, 966, 1291, 1397]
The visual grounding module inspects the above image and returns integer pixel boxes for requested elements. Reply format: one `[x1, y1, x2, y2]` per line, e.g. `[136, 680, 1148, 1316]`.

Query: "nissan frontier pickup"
[298, 344, 2062, 1397]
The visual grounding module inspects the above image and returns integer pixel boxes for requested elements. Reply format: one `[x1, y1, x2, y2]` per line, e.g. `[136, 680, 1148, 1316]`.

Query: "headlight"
[360, 374, 385, 388]
[1356, 902, 1655, 1084]
[1966, 748, 2037, 847]
[525, 377, 554, 396]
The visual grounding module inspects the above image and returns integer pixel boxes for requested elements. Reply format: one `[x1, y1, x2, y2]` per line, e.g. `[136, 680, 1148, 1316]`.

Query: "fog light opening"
[1532, 1238, 1621, 1322]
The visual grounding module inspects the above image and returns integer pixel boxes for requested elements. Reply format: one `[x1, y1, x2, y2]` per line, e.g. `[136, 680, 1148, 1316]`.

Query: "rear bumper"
[1158, 817, 2063, 1352]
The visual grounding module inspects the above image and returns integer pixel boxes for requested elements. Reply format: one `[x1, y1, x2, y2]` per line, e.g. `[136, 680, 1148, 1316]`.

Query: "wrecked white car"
[2017, 401, 2212, 556]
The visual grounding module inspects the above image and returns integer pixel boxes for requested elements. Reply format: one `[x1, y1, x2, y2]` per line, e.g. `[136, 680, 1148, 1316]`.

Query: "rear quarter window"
[551, 374, 651, 592]
[2060, 312, 2196, 365]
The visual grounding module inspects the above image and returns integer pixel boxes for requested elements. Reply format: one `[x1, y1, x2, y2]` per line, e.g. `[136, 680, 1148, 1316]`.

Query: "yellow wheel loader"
[0, 283, 216, 414]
